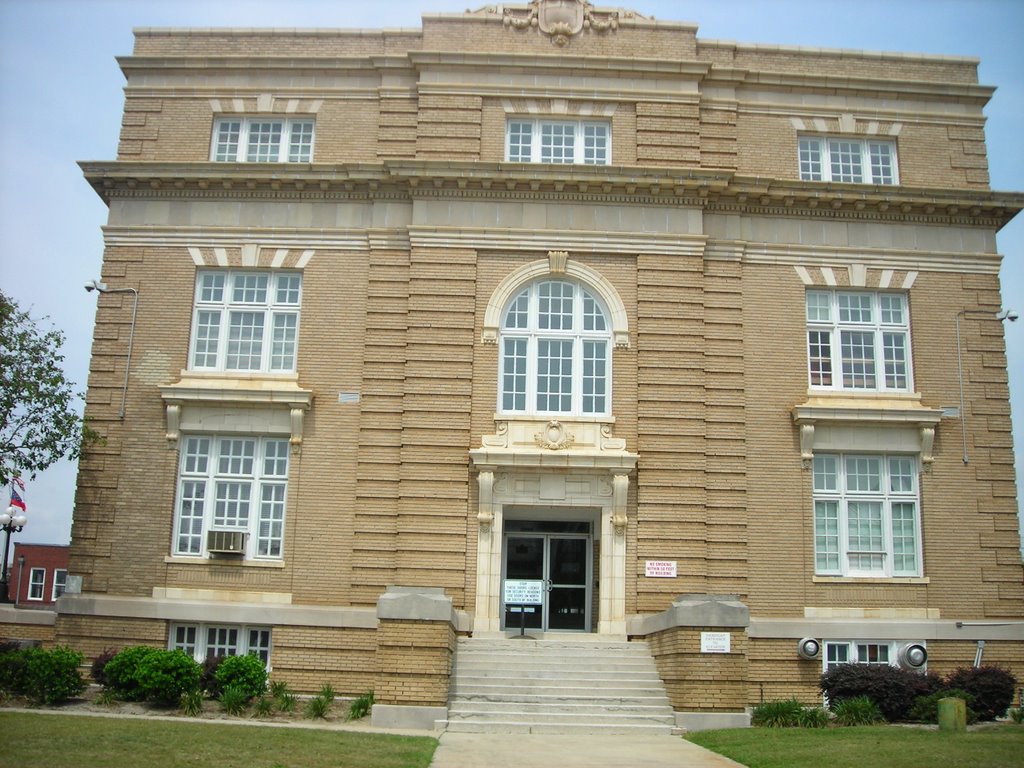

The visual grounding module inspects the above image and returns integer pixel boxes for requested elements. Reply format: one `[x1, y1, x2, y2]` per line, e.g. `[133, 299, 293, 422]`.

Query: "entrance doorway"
[502, 521, 592, 632]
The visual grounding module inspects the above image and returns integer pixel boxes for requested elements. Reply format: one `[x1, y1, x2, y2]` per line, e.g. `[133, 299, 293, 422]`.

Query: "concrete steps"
[442, 636, 679, 735]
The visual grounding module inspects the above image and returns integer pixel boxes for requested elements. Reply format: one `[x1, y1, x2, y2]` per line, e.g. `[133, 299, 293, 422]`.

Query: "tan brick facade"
[62, 3, 1023, 716]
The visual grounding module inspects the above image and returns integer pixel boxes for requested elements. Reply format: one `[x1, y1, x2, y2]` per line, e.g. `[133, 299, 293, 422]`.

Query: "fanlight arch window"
[500, 279, 611, 417]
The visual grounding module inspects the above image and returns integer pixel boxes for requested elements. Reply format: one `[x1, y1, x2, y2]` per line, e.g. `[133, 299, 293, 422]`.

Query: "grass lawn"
[688, 724, 1024, 768]
[0, 712, 438, 768]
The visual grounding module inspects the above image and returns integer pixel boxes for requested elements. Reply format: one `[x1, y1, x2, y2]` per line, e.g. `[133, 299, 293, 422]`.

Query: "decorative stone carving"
[920, 426, 935, 470]
[548, 249, 569, 273]
[600, 424, 626, 451]
[477, 471, 495, 533]
[535, 420, 576, 450]
[503, 0, 622, 47]
[482, 421, 509, 448]
[612, 473, 629, 535]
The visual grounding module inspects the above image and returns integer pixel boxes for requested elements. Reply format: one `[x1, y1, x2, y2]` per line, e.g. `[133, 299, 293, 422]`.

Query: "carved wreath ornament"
[504, 0, 622, 46]
[535, 420, 576, 450]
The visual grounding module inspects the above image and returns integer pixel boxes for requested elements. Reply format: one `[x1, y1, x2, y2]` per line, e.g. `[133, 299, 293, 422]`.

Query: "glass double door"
[503, 533, 590, 632]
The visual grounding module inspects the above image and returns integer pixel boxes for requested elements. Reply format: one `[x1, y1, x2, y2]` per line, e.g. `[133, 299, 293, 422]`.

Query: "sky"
[0, 0, 1022, 549]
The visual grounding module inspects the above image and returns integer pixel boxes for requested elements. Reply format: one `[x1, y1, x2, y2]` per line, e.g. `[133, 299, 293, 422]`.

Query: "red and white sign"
[644, 560, 677, 578]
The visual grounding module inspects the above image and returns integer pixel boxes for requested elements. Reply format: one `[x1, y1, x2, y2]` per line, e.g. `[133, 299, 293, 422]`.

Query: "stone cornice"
[79, 160, 1024, 230]
[702, 66, 993, 104]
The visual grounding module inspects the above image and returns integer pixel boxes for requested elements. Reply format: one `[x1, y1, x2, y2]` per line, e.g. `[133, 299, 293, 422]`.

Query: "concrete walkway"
[430, 732, 747, 768]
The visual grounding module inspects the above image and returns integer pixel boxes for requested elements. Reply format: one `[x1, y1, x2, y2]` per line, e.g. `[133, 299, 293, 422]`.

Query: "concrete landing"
[430, 731, 747, 768]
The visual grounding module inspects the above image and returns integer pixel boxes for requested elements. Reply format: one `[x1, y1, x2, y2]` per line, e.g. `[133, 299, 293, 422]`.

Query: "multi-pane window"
[807, 291, 911, 392]
[506, 120, 610, 165]
[174, 435, 290, 560]
[52, 569, 67, 600]
[798, 137, 897, 184]
[190, 271, 301, 374]
[813, 454, 921, 577]
[500, 280, 611, 417]
[170, 623, 272, 665]
[824, 641, 897, 671]
[212, 118, 314, 163]
[27, 568, 45, 600]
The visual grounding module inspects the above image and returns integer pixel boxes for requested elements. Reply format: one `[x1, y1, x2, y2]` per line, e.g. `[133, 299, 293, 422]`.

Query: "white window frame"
[27, 568, 45, 601]
[499, 279, 612, 417]
[824, 641, 905, 672]
[798, 136, 898, 184]
[813, 453, 922, 578]
[211, 117, 314, 163]
[189, 270, 302, 374]
[52, 569, 67, 600]
[169, 623, 272, 667]
[506, 119, 611, 165]
[173, 435, 290, 561]
[806, 290, 912, 393]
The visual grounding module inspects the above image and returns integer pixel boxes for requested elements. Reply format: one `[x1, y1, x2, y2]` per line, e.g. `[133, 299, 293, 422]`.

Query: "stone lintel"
[377, 586, 455, 623]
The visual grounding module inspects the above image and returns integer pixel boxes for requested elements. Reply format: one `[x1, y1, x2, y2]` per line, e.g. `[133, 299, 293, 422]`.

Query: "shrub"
[180, 688, 204, 717]
[0, 647, 32, 695]
[909, 689, 977, 724]
[200, 655, 225, 697]
[135, 649, 201, 706]
[90, 648, 118, 687]
[820, 664, 939, 722]
[214, 654, 267, 701]
[219, 684, 250, 716]
[276, 691, 297, 713]
[102, 646, 159, 701]
[305, 694, 331, 720]
[318, 682, 336, 702]
[943, 666, 1017, 721]
[23, 646, 87, 705]
[349, 690, 374, 721]
[751, 698, 804, 728]
[1008, 707, 1024, 724]
[832, 695, 884, 726]
[253, 696, 275, 717]
[269, 680, 290, 699]
[797, 706, 831, 728]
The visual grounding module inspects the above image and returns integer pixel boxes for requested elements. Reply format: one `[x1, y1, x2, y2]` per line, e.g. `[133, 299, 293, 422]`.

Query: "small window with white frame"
[27, 568, 45, 600]
[813, 453, 921, 578]
[506, 119, 610, 165]
[824, 641, 898, 671]
[52, 569, 67, 600]
[190, 270, 301, 374]
[170, 623, 272, 665]
[212, 118, 314, 163]
[799, 136, 897, 184]
[806, 290, 912, 393]
[174, 435, 290, 560]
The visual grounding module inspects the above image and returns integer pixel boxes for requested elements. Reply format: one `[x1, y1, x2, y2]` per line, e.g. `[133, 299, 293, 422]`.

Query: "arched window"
[499, 279, 611, 417]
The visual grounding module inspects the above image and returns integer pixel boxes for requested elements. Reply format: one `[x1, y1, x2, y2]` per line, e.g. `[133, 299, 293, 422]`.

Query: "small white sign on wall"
[701, 631, 731, 654]
[645, 560, 677, 578]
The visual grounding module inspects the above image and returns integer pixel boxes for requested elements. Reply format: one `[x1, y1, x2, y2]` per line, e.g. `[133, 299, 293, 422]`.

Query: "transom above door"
[502, 520, 592, 633]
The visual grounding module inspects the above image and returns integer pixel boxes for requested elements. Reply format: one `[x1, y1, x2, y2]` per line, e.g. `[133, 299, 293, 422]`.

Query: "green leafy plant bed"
[689, 724, 1024, 768]
[0, 712, 437, 768]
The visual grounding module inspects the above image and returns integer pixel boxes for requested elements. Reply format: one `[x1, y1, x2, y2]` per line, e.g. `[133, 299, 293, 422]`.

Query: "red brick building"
[9, 544, 69, 608]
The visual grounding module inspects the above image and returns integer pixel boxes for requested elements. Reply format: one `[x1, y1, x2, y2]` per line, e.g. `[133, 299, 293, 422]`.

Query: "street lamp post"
[0, 504, 28, 603]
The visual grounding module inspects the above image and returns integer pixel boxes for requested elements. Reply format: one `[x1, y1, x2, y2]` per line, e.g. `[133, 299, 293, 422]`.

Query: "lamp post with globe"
[0, 500, 28, 603]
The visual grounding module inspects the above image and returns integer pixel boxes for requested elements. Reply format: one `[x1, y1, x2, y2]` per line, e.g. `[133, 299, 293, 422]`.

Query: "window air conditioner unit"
[207, 530, 247, 555]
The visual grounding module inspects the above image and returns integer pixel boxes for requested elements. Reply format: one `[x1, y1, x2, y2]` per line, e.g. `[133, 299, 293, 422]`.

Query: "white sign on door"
[503, 579, 544, 605]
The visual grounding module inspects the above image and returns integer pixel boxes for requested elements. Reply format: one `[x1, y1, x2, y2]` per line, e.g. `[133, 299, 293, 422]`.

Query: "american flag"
[11, 477, 24, 491]
[8, 487, 26, 512]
